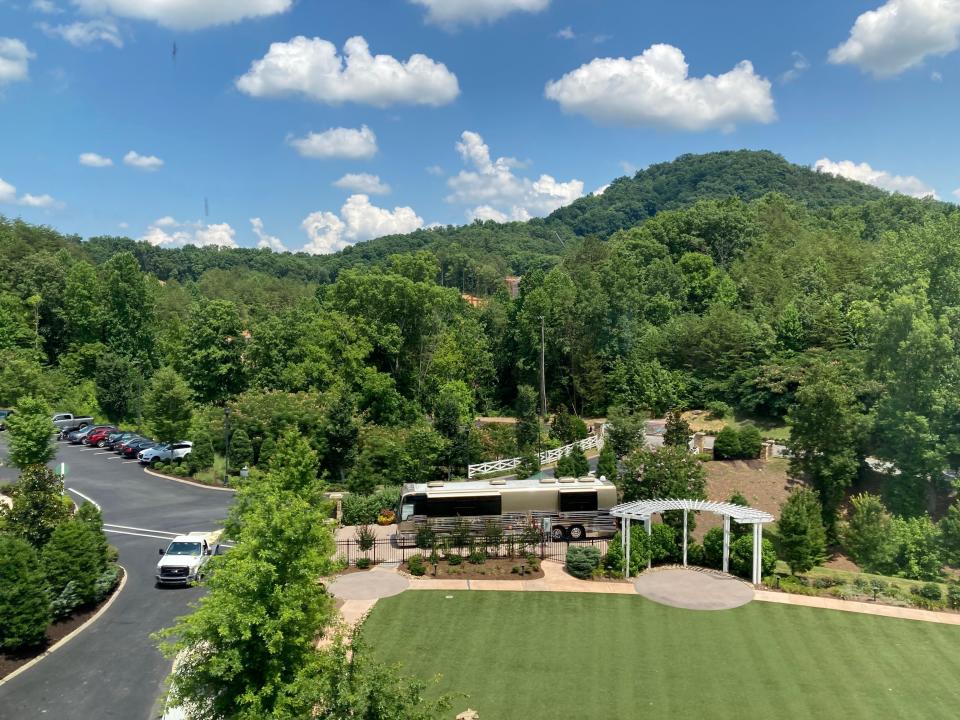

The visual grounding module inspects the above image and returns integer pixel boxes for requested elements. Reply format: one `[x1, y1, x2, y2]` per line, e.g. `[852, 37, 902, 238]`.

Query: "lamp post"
[223, 406, 231, 486]
[537, 315, 546, 478]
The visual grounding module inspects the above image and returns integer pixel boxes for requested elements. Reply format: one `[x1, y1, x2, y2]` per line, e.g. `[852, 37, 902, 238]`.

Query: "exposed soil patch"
[0, 567, 124, 681]
[402, 558, 544, 581]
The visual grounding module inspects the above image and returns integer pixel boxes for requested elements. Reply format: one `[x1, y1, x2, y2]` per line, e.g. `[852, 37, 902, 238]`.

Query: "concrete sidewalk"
[753, 590, 960, 625]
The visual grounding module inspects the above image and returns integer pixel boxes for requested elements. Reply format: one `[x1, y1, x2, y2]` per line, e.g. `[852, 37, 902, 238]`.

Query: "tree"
[0, 535, 51, 650]
[663, 408, 691, 447]
[102, 251, 155, 361]
[514, 384, 540, 451]
[144, 366, 194, 448]
[42, 518, 107, 615]
[596, 442, 617, 481]
[788, 364, 865, 530]
[567, 444, 590, 476]
[320, 386, 359, 482]
[713, 426, 742, 460]
[157, 432, 336, 720]
[841, 493, 898, 574]
[180, 299, 247, 404]
[738, 425, 763, 459]
[939, 502, 960, 567]
[189, 427, 215, 474]
[892, 515, 942, 581]
[5, 395, 55, 468]
[2, 464, 71, 548]
[76, 501, 110, 568]
[94, 352, 139, 423]
[229, 428, 253, 471]
[618, 446, 706, 503]
[605, 405, 645, 459]
[551, 405, 587, 444]
[778, 488, 827, 574]
[730, 535, 777, 579]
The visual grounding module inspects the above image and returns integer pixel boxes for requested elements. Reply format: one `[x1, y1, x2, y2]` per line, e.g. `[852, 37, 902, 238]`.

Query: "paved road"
[0, 437, 233, 720]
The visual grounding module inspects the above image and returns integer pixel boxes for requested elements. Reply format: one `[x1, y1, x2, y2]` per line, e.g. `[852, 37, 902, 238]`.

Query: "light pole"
[223, 406, 231, 486]
[537, 315, 547, 477]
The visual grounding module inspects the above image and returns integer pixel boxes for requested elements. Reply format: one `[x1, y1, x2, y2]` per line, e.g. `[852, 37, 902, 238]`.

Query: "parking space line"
[122, 460, 139, 464]
[66, 487, 101, 511]
[105, 523, 178, 536]
[105, 529, 177, 541]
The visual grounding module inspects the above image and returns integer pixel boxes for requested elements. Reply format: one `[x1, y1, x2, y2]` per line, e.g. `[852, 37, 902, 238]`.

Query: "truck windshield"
[166, 542, 202, 556]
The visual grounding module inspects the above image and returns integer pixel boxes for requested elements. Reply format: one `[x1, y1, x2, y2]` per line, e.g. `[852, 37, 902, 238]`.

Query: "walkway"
[634, 568, 754, 610]
[754, 589, 960, 626]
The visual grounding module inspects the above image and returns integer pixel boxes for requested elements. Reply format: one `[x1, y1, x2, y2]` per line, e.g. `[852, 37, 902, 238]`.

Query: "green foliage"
[730, 536, 777, 579]
[41, 518, 108, 614]
[229, 428, 253, 470]
[0, 535, 51, 650]
[938, 502, 960, 567]
[618, 446, 706, 504]
[603, 526, 652, 575]
[189, 429, 215, 474]
[551, 405, 587, 444]
[94, 352, 139, 422]
[596, 442, 617, 481]
[737, 425, 763, 459]
[649, 523, 679, 564]
[565, 545, 601, 579]
[514, 384, 540, 451]
[341, 489, 401, 526]
[713, 426, 742, 460]
[144, 366, 194, 446]
[180, 299, 248, 404]
[891, 515, 942, 581]
[5, 395, 55, 468]
[703, 527, 724, 569]
[604, 406, 645, 459]
[556, 445, 589, 477]
[706, 401, 731, 420]
[2, 464, 71, 548]
[516, 452, 541, 479]
[778, 488, 827, 575]
[841, 493, 898, 574]
[407, 554, 426, 576]
[663, 409, 691, 447]
[947, 583, 960, 610]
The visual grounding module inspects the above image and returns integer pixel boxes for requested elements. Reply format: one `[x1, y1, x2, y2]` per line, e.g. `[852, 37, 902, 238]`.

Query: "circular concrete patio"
[328, 568, 409, 601]
[633, 568, 754, 610]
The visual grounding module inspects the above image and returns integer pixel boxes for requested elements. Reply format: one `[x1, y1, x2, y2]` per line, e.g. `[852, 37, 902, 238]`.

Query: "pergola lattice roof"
[610, 499, 774, 524]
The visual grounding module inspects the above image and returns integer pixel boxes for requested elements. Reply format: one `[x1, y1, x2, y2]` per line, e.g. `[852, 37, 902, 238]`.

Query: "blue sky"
[1, 0, 959, 253]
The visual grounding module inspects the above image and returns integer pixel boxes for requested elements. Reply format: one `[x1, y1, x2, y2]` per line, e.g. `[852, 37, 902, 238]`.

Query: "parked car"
[67, 425, 108, 444]
[122, 438, 157, 458]
[0, 409, 12, 431]
[139, 441, 193, 466]
[115, 436, 143, 454]
[86, 426, 118, 447]
[106, 431, 138, 450]
[52, 412, 95, 433]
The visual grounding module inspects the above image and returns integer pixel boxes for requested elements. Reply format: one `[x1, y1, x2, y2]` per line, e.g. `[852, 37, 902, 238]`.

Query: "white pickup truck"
[155, 532, 221, 587]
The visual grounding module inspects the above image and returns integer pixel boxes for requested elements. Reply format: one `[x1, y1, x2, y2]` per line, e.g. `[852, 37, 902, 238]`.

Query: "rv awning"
[558, 487, 596, 493]
[426, 490, 500, 499]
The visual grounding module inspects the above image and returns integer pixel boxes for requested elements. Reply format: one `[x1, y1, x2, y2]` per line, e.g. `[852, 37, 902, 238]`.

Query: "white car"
[156, 532, 214, 586]
[139, 441, 193, 466]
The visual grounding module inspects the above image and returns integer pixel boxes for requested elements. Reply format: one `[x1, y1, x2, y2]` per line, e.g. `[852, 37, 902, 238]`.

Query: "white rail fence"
[468, 431, 605, 478]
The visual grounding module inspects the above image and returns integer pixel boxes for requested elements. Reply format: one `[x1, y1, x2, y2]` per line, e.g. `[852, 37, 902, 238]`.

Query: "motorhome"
[396, 475, 619, 546]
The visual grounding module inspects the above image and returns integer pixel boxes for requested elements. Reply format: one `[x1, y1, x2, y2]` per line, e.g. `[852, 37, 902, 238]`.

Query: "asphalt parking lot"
[0, 436, 233, 720]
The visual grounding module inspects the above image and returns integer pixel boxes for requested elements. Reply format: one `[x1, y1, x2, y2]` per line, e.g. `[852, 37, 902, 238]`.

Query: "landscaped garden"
[365, 591, 960, 720]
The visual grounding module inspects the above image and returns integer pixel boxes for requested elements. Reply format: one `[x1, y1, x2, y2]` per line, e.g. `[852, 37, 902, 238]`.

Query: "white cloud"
[814, 158, 938, 198]
[780, 51, 809, 83]
[0, 176, 62, 208]
[556, 26, 575, 40]
[40, 19, 122, 48]
[829, 0, 960, 78]
[411, 0, 549, 26]
[446, 130, 583, 221]
[141, 217, 238, 248]
[426, 164, 445, 176]
[932, 70, 943, 81]
[236, 35, 459, 107]
[79, 152, 113, 167]
[0, 38, 35, 87]
[70, 0, 292, 31]
[289, 125, 377, 160]
[545, 43, 776, 132]
[31, 0, 62, 14]
[123, 150, 163, 171]
[250, 217, 286, 252]
[301, 194, 423, 254]
[333, 173, 391, 194]
[952, 188, 960, 200]
[620, 161, 637, 175]
[592, 184, 610, 196]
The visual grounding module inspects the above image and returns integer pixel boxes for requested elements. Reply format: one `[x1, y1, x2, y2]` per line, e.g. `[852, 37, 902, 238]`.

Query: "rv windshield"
[400, 502, 415, 521]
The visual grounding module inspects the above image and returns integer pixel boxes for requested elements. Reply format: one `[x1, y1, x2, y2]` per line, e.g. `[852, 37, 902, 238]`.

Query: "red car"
[85, 426, 117, 447]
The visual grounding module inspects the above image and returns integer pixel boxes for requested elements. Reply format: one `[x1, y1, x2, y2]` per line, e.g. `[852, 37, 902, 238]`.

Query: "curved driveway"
[0, 438, 233, 720]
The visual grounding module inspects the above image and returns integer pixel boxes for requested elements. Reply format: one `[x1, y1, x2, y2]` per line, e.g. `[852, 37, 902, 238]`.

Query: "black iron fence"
[335, 536, 612, 567]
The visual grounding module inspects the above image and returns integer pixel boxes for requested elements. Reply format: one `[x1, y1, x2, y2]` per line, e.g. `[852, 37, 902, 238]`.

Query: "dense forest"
[2, 149, 959, 521]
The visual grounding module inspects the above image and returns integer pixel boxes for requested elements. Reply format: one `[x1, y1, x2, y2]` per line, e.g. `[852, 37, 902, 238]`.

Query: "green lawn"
[365, 591, 960, 720]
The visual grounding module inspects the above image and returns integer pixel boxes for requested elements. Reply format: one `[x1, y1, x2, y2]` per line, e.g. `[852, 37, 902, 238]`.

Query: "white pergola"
[610, 499, 774, 585]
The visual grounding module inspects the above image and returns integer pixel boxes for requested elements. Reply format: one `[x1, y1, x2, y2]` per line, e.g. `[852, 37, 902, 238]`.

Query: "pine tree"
[778, 488, 827, 575]
[6, 395, 55, 469]
[3, 464, 71, 548]
[663, 408, 691, 448]
[596, 443, 617, 481]
[0, 535, 51, 650]
[568, 445, 590, 476]
[229, 428, 253, 471]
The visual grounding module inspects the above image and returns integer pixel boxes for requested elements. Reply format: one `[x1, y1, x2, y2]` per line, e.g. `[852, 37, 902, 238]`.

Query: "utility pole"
[539, 316, 547, 416]
[223, 406, 231, 486]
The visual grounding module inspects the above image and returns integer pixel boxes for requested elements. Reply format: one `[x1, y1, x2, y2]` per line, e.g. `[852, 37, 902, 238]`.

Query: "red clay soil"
[402, 559, 545, 581]
[0, 569, 124, 681]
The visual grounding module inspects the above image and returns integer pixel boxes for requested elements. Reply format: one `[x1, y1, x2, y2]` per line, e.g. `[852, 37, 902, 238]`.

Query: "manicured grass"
[365, 591, 960, 719]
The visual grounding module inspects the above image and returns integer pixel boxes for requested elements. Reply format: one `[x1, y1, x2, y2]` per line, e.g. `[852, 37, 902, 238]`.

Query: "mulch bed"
[0, 568, 124, 681]
[402, 558, 545, 581]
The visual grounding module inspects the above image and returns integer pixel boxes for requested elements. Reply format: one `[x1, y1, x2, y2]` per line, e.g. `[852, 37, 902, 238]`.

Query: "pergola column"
[722, 515, 730, 574]
[682, 508, 688, 567]
[752, 523, 761, 585]
[625, 518, 631, 579]
[644, 517, 652, 569]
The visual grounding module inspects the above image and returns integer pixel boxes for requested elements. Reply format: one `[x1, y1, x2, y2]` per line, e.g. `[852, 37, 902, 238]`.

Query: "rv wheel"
[568, 525, 586, 541]
[551, 526, 567, 541]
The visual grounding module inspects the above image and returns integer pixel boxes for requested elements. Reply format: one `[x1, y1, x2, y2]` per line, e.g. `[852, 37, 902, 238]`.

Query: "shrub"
[687, 542, 705, 566]
[407, 554, 426, 576]
[841, 493, 898, 574]
[341, 488, 401, 526]
[649, 523, 679, 564]
[354, 525, 376, 553]
[603, 526, 652, 576]
[778, 488, 827, 575]
[516, 453, 540, 479]
[892, 515, 943, 581]
[92, 565, 120, 602]
[713, 426, 742, 460]
[41, 519, 107, 608]
[377, 509, 396, 526]
[50, 581, 85, 620]
[0, 535, 51, 650]
[526, 554, 541, 572]
[468, 550, 485, 565]
[551, 406, 588, 444]
[912, 582, 943, 603]
[909, 594, 944, 611]
[565, 546, 601, 579]
[737, 425, 763, 459]
[229, 428, 253, 470]
[947, 583, 960, 610]
[414, 524, 435, 551]
[730, 536, 777, 579]
[703, 527, 724, 569]
[3, 464, 72, 548]
[706, 401, 731, 420]
[447, 553, 463, 566]
[355, 557, 371, 569]
[482, 520, 503, 551]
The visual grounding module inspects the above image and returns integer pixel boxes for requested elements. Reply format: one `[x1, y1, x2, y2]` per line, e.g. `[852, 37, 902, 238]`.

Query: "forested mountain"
[2, 149, 959, 520]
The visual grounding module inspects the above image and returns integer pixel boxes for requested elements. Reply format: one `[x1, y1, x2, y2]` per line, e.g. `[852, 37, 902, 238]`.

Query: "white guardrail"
[468, 431, 605, 478]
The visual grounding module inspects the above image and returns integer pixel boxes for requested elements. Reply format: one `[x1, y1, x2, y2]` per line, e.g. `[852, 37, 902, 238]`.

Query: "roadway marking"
[67, 487, 101, 511]
[105, 523, 178, 536]
[122, 460, 140, 464]
[94, 451, 113, 455]
[105, 529, 178, 541]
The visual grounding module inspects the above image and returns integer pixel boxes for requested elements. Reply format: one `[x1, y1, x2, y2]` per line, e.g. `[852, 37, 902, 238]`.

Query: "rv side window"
[400, 502, 416, 521]
[425, 495, 501, 517]
[559, 491, 598, 512]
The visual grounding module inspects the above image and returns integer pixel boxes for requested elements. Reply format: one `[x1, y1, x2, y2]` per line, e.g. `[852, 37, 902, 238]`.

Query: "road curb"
[143, 467, 236, 493]
[0, 564, 128, 688]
